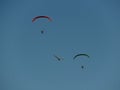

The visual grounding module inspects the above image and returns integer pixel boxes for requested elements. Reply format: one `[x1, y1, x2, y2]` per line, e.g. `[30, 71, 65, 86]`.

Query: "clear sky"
[1, 0, 120, 90]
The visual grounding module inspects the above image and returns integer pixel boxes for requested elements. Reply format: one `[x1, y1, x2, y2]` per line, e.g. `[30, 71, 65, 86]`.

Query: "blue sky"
[1, 0, 120, 90]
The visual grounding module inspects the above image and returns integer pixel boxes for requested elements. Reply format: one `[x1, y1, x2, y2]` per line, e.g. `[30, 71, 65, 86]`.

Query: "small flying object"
[54, 55, 63, 61]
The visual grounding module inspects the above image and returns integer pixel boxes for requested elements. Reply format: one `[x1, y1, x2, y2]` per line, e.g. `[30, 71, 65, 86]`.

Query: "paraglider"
[73, 54, 90, 60]
[32, 15, 52, 34]
[54, 55, 63, 61]
[73, 53, 90, 69]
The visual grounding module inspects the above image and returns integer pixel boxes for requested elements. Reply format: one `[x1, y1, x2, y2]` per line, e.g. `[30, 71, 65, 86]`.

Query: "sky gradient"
[1, 0, 120, 90]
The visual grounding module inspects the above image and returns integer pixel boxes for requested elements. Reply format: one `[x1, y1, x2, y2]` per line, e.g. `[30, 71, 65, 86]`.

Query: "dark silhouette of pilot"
[81, 65, 84, 69]
[41, 30, 44, 34]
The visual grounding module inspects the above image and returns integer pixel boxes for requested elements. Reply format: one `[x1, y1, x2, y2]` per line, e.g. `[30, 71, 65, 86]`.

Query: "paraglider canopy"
[32, 16, 52, 22]
[73, 54, 90, 60]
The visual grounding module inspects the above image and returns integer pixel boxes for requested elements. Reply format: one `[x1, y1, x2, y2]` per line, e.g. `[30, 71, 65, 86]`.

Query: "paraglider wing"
[32, 16, 52, 22]
[73, 54, 90, 60]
